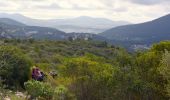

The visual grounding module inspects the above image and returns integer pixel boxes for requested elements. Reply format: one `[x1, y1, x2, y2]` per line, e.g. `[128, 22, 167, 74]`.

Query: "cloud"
[35, 3, 62, 9]
[128, 0, 170, 5]
[0, 0, 170, 23]
[0, 2, 8, 7]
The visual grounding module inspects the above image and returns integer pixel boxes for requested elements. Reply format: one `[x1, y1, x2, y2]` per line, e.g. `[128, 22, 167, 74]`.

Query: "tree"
[0, 46, 32, 89]
[159, 51, 170, 97]
[135, 47, 170, 99]
[151, 41, 170, 53]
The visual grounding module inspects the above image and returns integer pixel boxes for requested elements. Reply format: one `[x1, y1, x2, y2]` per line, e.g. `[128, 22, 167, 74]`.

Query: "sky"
[0, 0, 170, 23]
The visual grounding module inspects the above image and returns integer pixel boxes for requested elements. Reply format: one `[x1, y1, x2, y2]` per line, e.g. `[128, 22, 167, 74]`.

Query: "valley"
[0, 12, 170, 100]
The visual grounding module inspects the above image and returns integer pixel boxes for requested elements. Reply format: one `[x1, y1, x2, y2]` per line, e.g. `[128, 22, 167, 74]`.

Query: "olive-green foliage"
[54, 85, 75, 100]
[1, 39, 170, 100]
[2, 39, 121, 63]
[151, 41, 170, 52]
[159, 51, 170, 96]
[134, 41, 170, 100]
[135, 51, 167, 99]
[60, 55, 119, 100]
[24, 80, 53, 100]
[0, 46, 32, 89]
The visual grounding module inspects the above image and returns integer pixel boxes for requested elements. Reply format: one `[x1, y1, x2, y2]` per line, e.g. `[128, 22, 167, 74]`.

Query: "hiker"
[31, 66, 45, 81]
[37, 71, 45, 81]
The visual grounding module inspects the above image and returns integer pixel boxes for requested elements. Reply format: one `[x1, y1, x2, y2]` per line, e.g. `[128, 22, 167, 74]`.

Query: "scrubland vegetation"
[0, 39, 170, 100]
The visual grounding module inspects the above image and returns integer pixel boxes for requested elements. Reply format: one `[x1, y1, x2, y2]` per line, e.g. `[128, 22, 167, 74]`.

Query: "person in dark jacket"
[31, 66, 45, 81]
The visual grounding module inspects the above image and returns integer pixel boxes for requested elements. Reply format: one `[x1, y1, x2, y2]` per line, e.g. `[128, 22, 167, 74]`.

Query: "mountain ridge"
[100, 13, 170, 50]
[0, 18, 26, 26]
[0, 13, 130, 33]
[101, 14, 170, 40]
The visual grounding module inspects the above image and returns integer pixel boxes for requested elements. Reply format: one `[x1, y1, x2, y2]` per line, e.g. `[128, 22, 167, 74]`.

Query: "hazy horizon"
[0, 12, 169, 24]
[0, 0, 170, 23]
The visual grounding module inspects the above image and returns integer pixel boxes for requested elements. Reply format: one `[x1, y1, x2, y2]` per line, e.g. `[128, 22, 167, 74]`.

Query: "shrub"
[54, 85, 75, 100]
[61, 55, 119, 100]
[0, 46, 32, 89]
[24, 80, 53, 100]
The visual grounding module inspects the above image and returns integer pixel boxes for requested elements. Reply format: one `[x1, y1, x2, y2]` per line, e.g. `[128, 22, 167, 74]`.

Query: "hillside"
[0, 21, 66, 40]
[0, 39, 170, 100]
[0, 18, 110, 43]
[1, 39, 120, 60]
[100, 14, 170, 50]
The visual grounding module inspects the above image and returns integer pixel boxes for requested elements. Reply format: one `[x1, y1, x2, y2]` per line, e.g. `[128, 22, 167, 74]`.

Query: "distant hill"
[0, 19, 66, 40]
[100, 14, 170, 50]
[0, 18, 109, 42]
[0, 18, 26, 26]
[0, 13, 130, 33]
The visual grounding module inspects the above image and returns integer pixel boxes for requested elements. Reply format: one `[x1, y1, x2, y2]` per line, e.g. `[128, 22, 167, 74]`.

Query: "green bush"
[151, 41, 170, 53]
[54, 85, 75, 100]
[61, 55, 119, 100]
[24, 80, 53, 100]
[0, 46, 32, 89]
